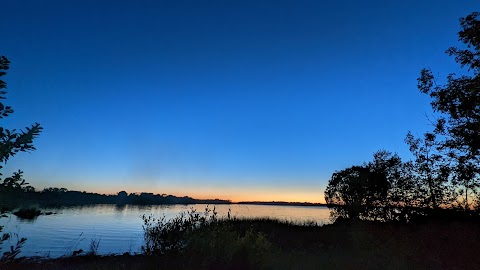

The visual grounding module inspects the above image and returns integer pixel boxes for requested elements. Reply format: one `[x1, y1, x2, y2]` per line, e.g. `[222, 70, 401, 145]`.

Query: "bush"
[142, 206, 219, 255]
[142, 206, 273, 269]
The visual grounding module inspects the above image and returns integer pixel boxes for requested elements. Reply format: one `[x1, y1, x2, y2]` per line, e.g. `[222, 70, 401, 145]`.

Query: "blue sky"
[1, 0, 477, 202]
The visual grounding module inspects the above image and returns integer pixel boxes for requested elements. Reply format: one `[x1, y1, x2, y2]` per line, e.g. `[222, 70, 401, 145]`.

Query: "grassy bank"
[4, 217, 480, 270]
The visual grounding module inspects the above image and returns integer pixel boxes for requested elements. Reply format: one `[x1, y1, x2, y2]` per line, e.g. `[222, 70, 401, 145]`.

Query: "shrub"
[142, 206, 218, 255]
[142, 206, 273, 268]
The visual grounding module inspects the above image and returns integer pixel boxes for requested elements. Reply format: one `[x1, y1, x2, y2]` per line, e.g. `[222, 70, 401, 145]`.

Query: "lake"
[0, 204, 331, 258]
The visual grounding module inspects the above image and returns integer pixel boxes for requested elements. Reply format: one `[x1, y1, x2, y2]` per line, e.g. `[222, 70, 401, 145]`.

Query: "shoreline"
[5, 217, 480, 270]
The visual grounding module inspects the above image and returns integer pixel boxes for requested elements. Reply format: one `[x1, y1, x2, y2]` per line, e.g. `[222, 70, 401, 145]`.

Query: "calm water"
[0, 204, 331, 258]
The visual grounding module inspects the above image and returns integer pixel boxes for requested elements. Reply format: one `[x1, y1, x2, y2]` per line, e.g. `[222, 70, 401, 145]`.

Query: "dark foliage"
[325, 151, 413, 221]
[418, 12, 480, 208]
[405, 132, 454, 209]
[0, 55, 42, 263]
[1, 187, 231, 208]
[325, 12, 480, 221]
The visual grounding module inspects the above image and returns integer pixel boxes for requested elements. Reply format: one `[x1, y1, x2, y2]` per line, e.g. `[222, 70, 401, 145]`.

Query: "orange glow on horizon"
[34, 182, 327, 204]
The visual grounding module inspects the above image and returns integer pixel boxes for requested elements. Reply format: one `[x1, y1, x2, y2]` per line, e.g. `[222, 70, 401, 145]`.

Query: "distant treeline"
[0, 186, 332, 209]
[0, 187, 231, 209]
[237, 201, 326, 207]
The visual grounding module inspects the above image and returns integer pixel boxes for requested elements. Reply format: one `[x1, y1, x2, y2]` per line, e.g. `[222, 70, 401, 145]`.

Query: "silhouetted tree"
[370, 151, 417, 221]
[417, 12, 480, 209]
[0, 55, 42, 261]
[325, 164, 372, 220]
[325, 151, 409, 221]
[0, 56, 42, 193]
[22, 185, 35, 193]
[42, 187, 68, 193]
[325, 151, 423, 222]
[116, 191, 128, 205]
[405, 132, 453, 209]
[387, 160, 421, 208]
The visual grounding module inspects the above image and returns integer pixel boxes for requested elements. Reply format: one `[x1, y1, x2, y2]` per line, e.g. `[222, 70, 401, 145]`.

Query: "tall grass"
[88, 238, 101, 256]
[142, 206, 273, 268]
[0, 215, 27, 263]
[142, 206, 219, 255]
[1, 232, 26, 262]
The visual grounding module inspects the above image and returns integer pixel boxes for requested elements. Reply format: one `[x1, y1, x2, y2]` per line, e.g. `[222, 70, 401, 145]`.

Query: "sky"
[1, 0, 478, 203]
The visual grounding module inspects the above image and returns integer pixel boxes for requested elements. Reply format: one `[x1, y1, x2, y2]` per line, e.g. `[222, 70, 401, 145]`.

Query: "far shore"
[236, 201, 327, 207]
[2, 187, 329, 209]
